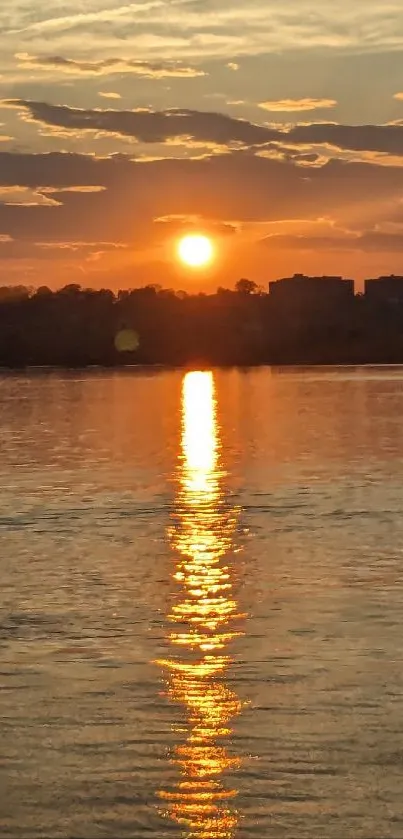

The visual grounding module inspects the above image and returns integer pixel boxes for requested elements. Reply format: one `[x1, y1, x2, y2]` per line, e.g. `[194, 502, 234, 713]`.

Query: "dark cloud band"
[5, 100, 403, 155]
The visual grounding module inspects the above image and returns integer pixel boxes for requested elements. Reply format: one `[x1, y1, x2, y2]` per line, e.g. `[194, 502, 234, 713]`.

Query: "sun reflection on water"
[158, 371, 245, 838]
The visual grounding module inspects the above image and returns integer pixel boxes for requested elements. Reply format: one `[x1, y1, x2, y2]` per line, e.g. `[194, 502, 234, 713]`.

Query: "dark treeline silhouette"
[0, 278, 403, 367]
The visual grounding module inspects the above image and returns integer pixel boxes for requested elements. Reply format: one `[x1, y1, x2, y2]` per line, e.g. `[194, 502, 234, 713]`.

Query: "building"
[364, 275, 403, 305]
[269, 274, 355, 309]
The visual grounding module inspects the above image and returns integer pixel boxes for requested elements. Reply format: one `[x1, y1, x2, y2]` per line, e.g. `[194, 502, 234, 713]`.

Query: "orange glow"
[177, 234, 214, 268]
[157, 371, 245, 838]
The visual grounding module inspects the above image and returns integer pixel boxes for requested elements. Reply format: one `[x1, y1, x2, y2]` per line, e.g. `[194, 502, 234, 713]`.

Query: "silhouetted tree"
[235, 278, 259, 295]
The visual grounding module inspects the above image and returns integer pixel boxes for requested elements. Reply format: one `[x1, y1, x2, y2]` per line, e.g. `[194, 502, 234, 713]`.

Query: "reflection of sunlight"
[158, 371, 245, 839]
[182, 371, 217, 494]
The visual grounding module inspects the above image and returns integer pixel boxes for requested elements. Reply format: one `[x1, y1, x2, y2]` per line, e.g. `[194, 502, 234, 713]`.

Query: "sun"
[177, 234, 214, 268]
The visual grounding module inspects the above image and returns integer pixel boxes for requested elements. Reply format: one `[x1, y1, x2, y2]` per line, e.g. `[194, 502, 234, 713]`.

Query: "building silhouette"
[364, 275, 403, 305]
[268, 274, 355, 335]
[269, 273, 355, 305]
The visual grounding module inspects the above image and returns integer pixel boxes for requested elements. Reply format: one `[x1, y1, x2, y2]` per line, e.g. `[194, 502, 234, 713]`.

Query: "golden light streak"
[157, 371, 246, 838]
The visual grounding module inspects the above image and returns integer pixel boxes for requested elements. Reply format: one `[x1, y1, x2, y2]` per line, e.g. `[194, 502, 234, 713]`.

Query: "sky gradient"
[2, 1, 403, 289]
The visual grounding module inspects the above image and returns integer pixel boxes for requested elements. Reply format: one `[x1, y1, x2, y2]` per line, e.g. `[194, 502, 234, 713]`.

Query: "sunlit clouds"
[0, 0, 403, 285]
[3, 1, 403, 58]
[258, 98, 337, 112]
[14, 53, 206, 79]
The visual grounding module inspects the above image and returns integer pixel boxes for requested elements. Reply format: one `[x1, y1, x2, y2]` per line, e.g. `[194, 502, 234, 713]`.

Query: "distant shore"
[1, 282, 403, 368]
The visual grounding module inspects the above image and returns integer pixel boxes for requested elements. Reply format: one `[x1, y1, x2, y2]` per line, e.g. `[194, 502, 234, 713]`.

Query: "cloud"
[0, 185, 63, 206]
[263, 230, 403, 252]
[285, 123, 403, 155]
[40, 185, 106, 193]
[0, 150, 133, 188]
[0, 147, 402, 244]
[36, 240, 126, 251]
[226, 62, 239, 71]
[4, 101, 273, 146]
[0, 143, 402, 287]
[153, 213, 238, 238]
[98, 92, 122, 100]
[15, 53, 206, 79]
[290, 152, 326, 166]
[258, 98, 337, 112]
[7, 101, 403, 159]
[1, 147, 403, 283]
[4, 0, 403, 62]
[0, 237, 126, 260]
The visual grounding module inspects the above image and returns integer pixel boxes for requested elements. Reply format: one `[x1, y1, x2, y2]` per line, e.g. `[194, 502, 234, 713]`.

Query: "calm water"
[1, 366, 403, 838]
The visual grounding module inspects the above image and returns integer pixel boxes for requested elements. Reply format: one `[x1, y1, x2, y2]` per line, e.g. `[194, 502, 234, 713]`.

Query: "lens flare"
[114, 328, 139, 352]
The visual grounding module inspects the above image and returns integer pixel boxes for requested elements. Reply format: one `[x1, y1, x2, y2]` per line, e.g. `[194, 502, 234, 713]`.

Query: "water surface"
[1, 366, 403, 838]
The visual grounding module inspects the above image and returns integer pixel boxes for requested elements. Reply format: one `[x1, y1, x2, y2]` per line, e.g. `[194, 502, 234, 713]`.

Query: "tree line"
[0, 279, 402, 366]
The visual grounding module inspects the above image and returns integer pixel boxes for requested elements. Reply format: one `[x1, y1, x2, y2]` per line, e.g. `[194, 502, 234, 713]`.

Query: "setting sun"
[177, 234, 214, 268]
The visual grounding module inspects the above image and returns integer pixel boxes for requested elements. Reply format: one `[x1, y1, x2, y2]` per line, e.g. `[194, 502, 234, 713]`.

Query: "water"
[1, 366, 403, 838]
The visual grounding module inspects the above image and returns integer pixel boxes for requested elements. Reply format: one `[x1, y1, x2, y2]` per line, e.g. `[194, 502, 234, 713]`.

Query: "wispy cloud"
[2, 0, 403, 62]
[40, 185, 107, 193]
[15, 53, 206, 79]
[6, 2, 164, 36]
[36, 240, 126, 251]
[258, 98, 337, 112]
[263, 229, 403, 252]
[0, 185, 61, 206]
[98, 92, 122, 100]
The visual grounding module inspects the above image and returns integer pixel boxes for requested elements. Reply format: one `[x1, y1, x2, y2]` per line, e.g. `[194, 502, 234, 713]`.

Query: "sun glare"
[177, 234, 214, 268]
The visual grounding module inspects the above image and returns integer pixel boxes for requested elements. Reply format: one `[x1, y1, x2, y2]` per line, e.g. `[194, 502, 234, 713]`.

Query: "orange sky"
[1, 2, 403, 290]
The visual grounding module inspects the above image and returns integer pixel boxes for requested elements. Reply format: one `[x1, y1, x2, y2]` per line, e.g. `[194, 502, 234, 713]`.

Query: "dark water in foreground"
[1, 366, 403, 838]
